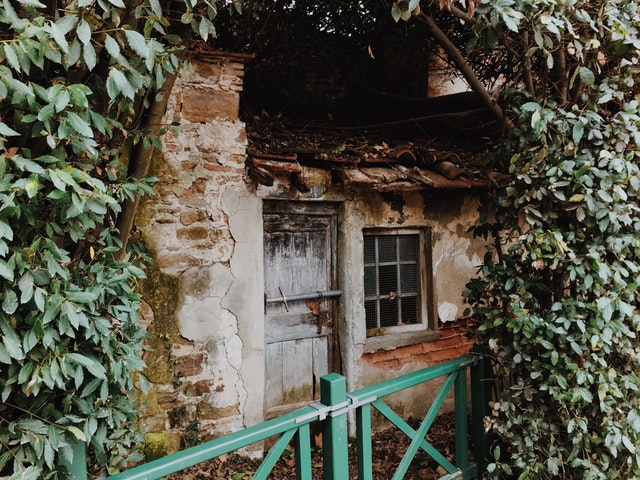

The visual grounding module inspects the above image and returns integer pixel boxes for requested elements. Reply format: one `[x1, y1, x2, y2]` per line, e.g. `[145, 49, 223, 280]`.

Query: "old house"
[135, 40, 498, 453]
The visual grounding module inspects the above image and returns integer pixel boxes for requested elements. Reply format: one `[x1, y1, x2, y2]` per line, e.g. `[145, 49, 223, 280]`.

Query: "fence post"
[454, 368, 469, 479]
[470, 347, 493, 475]
[59, 438, 88, 480]
[320, 373, 349, 480]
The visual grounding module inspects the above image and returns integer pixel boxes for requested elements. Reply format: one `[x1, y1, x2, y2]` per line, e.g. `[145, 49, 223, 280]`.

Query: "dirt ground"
[167, 412, 464, 480]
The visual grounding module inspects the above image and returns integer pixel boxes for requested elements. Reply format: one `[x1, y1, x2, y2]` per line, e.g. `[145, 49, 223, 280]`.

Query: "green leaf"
[65, 111, 94, 137]
[104, 35, 121, 58]
[572, 122, 584, 144]
[18, 272, 34, 304]
[4, 44, 21, 72]
[65, 425, 87, 442]
[0, 259, 14, 281]
[17, 0, 46, 6]
[2, 289, 18, 314]
[0, 220, 14, 240]
[125, 29, 150, 59]
[49, 21, 69, 53]
[106, 67, 135, 100]
[0, 122, 20, 137]
[67, 353, 107, 379]
[67, 84, 91, 108]
[0, 318, 24, 361]
[83, 42, 97, 71]
[76, 19, 92, 45]
[54, 89, 71, 112]
[0, 343, 10, 364]
[579, 66, 595, 86]
[12, 157, 45, 174]
[37, 103, 55, 122]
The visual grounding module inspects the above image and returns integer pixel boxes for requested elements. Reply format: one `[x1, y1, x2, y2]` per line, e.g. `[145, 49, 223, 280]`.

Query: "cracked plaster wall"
[136, 51, 488, 447]
[136, 53, 263, 448]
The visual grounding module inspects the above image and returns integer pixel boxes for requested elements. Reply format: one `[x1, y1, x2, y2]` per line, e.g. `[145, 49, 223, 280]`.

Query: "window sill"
[363, 328, 440, 352]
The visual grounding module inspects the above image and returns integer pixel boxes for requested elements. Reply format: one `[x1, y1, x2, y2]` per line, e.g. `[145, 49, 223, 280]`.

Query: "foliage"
[458, 0, 640, 478]
[0, 0, 225, 477]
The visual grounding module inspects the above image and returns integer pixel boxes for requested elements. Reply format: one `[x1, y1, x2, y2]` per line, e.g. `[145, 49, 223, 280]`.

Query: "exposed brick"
[180, 161, 198, 171]
[177, 226, 209, 240]
[156, 254, 200, 270]
[182, 178, 207, 196]
[198, 404, 240, 421]
[194, 379, 214, 394]
[426, 334, 468, 350]
[180, 210, 207, 226]
[203, 164, 243, 173]
[164, 140, 182, 152]
[176, 352, 205, 376]
[424, 344, 473, 364]
[182, 88, 239, 122]
[192, 61, 222, 78]
[142, 414, 168, 432]
[157, 393, 179, 406]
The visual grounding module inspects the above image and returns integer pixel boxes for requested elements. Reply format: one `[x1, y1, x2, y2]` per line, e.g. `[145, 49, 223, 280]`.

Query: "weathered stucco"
[136, 49, 487, 445]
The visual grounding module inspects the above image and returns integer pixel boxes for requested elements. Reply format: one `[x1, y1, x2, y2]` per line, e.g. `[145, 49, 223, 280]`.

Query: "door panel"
[263, 202, 339, 417]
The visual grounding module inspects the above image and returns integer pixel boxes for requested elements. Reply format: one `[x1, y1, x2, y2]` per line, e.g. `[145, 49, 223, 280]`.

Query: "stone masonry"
[136, 47, 483, 457]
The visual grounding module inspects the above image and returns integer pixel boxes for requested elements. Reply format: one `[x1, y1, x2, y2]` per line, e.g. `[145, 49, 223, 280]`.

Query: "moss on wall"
[141, 432, 180, 461]
[140, 260, 181, 384]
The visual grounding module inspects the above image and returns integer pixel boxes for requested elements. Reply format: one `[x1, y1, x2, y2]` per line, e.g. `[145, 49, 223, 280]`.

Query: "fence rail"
[68, 352, 491, 480]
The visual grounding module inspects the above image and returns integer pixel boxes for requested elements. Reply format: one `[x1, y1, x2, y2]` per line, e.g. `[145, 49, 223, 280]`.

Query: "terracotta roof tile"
[245, 117, 503, 191]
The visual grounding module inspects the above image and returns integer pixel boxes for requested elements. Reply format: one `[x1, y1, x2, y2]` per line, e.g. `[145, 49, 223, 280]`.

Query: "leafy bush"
[464, 0, 640, 478]
[0, 0, 222, 477]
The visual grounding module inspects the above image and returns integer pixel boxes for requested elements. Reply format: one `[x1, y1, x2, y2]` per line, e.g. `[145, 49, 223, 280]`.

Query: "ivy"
[464, 0, 640, 478]
[0, 0, 222, 477]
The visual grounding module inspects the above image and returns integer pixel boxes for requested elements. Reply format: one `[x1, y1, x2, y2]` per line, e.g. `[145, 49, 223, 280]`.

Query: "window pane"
[364, 236, 375, 264]
[379, 264, 397, 298]
[400, 264, 418, 294]
[364, 266, 376, 297]
[399, 235, 418, 261]
[377, 236, 396, 263]
[365, 300, 377, 329]
[400, 296, 418, 325]
[364, 231, 427, 336]
[379, 299, 398, 327]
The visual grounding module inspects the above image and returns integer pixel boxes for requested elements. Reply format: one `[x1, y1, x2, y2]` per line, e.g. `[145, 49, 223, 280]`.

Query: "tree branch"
[555, 40, 568, 105]
[417, 13, 514, 131]
[115, 71, 179, 260]
[522, 31, 535, 95]
[429, 0, 475, 24]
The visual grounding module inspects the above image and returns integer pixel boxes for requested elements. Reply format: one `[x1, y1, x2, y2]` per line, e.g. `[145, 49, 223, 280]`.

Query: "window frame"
[362, 227, 438, 351]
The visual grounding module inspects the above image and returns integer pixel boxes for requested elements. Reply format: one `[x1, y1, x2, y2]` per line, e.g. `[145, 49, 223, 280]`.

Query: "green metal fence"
[68, 352, 492, 480]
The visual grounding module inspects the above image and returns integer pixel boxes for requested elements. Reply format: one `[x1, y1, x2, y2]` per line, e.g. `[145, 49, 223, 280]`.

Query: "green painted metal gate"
[66, 353, 492, 480]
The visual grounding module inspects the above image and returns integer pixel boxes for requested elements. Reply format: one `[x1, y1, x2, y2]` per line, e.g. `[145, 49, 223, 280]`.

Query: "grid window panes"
[364, 233, 421, 332]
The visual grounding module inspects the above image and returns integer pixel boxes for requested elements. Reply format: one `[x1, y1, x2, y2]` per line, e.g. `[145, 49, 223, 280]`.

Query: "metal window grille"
[364, 233, 420, 331]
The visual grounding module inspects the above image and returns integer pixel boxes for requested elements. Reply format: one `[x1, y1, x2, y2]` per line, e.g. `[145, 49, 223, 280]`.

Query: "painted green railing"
[67, 352, 492, 480]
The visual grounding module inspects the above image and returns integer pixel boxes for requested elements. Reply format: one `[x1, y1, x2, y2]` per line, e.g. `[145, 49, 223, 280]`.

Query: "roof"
[245, 114, 506, 193]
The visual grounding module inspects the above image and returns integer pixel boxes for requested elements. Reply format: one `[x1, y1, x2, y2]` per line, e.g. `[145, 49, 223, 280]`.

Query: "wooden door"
[263, 202, 339, 417]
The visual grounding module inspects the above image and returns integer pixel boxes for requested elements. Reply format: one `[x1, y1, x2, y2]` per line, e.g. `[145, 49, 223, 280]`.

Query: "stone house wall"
[135, 49, 483, 455]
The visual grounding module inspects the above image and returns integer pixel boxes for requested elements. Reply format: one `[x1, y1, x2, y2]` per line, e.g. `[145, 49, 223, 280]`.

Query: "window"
[364, 229, 432, 339]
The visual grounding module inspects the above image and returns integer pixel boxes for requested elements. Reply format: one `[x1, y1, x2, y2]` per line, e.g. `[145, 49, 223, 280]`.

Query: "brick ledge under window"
[364, 329, 440, 352]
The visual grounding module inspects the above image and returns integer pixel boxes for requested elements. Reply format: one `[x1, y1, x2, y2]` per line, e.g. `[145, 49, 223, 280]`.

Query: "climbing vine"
[457, 0, 640, 478]
[0, 0, 233, 477]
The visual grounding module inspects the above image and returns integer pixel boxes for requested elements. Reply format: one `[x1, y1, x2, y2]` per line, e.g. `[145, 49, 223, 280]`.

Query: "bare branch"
[522, 31, 535, 95]
[431, 1, 475, 24]
[417, 13, 514, 131]
[555, 40, 568, 105]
